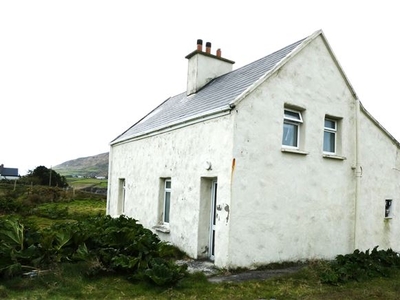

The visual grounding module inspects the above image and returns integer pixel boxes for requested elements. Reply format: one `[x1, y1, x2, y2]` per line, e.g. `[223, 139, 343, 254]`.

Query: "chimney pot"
[216, 48, 221, 57]
[206, 42, 211, 54]
[197, 39, 203, 51]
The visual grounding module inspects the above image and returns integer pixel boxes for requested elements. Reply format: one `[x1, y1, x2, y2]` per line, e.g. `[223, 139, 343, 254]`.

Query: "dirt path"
[177, 259, 304, 283]
[208, 266, 304, 283]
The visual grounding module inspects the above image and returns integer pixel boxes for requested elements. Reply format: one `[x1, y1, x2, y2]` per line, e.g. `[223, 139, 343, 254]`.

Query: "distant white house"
[107, 30, 400, 269]
[0, 164, 19, 180]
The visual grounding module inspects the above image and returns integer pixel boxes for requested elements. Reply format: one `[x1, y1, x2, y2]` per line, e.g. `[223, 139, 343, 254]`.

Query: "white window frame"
[323, 118, 337, 154]
[163, 179, 171, 224]
[118, 178, 126, 215]
[282, 109, 303, 149]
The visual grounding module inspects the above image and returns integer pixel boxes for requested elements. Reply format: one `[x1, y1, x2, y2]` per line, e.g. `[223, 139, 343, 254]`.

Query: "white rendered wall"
[107, 115, 234, 266]
[227, 36, 357, 268]
[187, 54, 233, 95]
[356, 110, 400, 251]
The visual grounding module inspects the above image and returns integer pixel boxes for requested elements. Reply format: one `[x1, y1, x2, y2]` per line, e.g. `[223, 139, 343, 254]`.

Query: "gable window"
[323, 118, 337, 153]
[282, 109, 303, 148]
[117, 178, 126, 215]
[385, 199, 393, 218]
[163, 179, 171, 224]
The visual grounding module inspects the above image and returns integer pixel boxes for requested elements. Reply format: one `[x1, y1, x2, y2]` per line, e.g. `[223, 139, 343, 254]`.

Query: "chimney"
[197, 39, 203, 51]
[185, 39, 235, 96]
[205, 42, 211, 54]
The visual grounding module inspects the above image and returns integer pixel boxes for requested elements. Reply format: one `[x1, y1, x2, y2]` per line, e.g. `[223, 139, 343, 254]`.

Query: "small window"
[163, 179, 171, 224]
[118, 178, 126, 215]
[282, 109, 303, 148]
[385, 199, 393, 218]
[323, 118, 337, 153]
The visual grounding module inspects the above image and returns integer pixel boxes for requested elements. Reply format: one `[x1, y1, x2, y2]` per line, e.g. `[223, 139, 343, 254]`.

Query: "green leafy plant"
[320, 246, 400, 285]
[144, 258, 187, 286]
[0, 219, 24, 250]
[0, 215, 187, 285]
[0, 219, 40, 277]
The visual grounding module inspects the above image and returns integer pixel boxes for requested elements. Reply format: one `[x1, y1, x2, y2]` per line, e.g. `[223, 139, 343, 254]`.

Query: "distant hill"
[53, 152, 109, 178]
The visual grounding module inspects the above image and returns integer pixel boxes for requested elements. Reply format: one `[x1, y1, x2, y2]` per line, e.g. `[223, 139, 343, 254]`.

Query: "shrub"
[0, 194, 22, 214]
[0, 215, 187, 286]
[320, 246, 400, 285]
[144, 258, 187, 286]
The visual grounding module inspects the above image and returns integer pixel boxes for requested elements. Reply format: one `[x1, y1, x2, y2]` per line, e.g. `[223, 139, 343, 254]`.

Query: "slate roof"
[112, 36, 307, 144]
[0, 167, 19, 177]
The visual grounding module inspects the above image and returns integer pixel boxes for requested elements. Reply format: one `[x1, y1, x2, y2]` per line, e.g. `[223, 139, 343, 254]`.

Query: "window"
[163, 179, 171, 224]
[117, 178, 126, 215]
[323, 118, 337, 153]
[385, 199, 393, 218]
[282, 109, 303, 148]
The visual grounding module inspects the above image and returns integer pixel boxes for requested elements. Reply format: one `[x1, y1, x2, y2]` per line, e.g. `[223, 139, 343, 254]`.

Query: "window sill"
[323, 154, 346, 160]
[384, 217, 393, 220]
[153, 224, 170, 234]
[281, 148, 309, 155]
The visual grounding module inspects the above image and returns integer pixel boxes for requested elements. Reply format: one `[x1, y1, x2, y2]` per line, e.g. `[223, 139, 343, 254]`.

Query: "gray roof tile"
[112, 36, 306, 144]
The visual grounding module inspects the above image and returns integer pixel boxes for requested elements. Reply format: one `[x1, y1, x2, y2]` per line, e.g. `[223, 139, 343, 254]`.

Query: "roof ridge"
[111, 33, 315, 144]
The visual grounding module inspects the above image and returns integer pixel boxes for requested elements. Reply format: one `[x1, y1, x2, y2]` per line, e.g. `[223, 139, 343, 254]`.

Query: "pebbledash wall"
[107, 114, 235, 266]
[356, 108, 400, 252]
[107, 33, 400, 269]
[226, 35, 357, 267]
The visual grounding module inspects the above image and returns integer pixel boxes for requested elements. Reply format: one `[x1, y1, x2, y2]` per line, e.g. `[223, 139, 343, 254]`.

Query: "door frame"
[209, 179, 218, 260]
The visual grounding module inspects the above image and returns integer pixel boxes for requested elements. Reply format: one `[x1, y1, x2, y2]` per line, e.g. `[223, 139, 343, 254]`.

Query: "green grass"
[38, 198, 106, 216]
[67, 178, 108, 189]
[2, 262, 400, 299]
[24, 198, 107, 229]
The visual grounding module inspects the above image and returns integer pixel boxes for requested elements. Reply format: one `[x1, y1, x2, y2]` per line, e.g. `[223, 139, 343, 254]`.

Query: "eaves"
[111, 105, 232, 146]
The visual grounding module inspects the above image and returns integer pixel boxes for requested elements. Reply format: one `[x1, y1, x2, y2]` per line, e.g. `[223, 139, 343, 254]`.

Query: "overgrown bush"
[25, 186, 69, 203]
[0, 215, 187, 286]
[0, 192, 23, 214]
[320, 246, 400, 284]
[0, 186, 80, 216]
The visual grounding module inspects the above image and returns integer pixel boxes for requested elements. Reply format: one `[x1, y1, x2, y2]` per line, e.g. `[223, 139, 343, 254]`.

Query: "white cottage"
[107, 30, 400, 269]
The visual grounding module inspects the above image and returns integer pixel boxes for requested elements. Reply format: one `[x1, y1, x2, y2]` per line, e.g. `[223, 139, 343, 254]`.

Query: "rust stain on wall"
[231, 158, 236, 183]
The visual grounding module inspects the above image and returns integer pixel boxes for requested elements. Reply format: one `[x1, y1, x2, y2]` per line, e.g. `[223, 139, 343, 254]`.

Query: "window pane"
[165, 180, 171, 189]
[324, 119, 336, 129]
[164, 191, 170, 223]
[284, 110, 301, 121]
[282, 122, 298, 147]
[323, 131, 335, 152]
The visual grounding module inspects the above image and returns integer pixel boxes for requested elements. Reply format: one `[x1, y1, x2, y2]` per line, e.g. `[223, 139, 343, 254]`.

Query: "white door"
[209, 180, 218, 260]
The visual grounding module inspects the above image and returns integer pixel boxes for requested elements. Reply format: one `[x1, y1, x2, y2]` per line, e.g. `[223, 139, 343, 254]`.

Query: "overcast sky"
[1, 1, 399, 175]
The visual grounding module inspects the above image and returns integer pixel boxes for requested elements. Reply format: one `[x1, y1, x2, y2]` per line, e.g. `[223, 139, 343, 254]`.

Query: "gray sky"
[1, 1, 399, 175]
